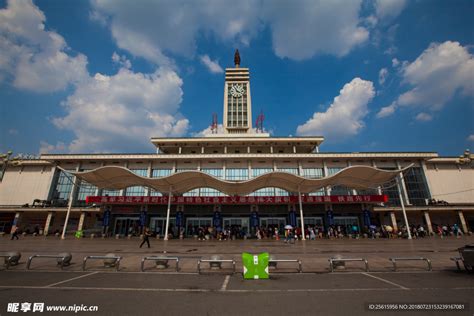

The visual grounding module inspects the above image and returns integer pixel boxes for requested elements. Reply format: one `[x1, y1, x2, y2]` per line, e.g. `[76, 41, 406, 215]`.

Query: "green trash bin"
[75, 230, 83, 239]
[242, 252, 269, 279]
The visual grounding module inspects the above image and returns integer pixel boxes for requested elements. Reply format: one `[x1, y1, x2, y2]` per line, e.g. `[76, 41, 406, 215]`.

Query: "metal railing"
[328, 257, 369, 272]
[269, 259, 302, 273]
[27, 254, 72, 270]
[83, 255, 122, 271]
[141, 256, 179, 272]
[389, 257, 432, 271]
[197, 259, 236, 274]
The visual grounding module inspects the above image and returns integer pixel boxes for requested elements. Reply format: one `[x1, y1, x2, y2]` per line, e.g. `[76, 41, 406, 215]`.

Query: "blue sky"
[0, 0, 473, 156]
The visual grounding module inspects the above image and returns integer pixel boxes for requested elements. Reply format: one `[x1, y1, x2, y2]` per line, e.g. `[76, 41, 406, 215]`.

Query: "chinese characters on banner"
[86, 195, 388, 205]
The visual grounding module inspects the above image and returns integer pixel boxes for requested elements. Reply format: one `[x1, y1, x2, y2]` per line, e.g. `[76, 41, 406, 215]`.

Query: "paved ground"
[0, 235, 473, 315]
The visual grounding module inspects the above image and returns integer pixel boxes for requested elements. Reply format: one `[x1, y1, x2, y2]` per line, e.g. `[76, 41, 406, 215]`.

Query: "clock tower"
[223, 50, 253, 134]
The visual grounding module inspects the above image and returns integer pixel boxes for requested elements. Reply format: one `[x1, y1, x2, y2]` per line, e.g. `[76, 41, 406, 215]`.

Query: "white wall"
[0, 165, 54, 205]
[425, 163, 474, 203]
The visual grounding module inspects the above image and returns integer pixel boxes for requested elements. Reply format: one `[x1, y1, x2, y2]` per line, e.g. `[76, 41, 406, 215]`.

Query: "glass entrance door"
[149, 217, 176, 237]
[334, 216, 360, 232]
[223, 218, 249, 235]
[186, 217, 212, 236]
[260, 217, 286, 232]
[114, 217, 140, 236]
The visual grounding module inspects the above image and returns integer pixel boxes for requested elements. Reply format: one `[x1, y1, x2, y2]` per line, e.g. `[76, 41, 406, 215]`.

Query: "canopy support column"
[397, 175, 412, 239]
[298, 189, 306, 241]
[164, 188, 172, 241]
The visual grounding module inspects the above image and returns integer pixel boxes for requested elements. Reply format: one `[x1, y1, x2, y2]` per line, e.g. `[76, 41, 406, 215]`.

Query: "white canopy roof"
[65, 165, 410, 196]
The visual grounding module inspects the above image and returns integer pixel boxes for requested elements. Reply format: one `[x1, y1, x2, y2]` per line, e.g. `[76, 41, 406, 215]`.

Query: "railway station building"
[0, 51, 473, 238]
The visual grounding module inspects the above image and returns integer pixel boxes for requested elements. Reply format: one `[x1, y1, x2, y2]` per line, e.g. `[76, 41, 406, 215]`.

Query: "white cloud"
[378, 41, 474, 119]
[91, 0, 262, 65]
[91, 0, 370, 63]
[112, 52, 131, 69]
[199, 55, 223, 74]
[392, 58, 400, 67]
[375, 0, 407, 20]
[376, 102, 397, 118]
[397, 41, 474, 110]
[378, 67, 388, 85]
[262, 0, 369, 59]
[468, 135, 474, 142]
[415, 112, 433, 122]
[193, 124, 225, 137]
[296, 78, 375, 140]
[52, 67, 189, 153]
[39, 141, 66, 154]
[0, 0, 88, 92]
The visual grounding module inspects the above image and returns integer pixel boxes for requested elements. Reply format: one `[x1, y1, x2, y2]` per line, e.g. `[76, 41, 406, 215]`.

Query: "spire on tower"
[234, 49, 241, 67]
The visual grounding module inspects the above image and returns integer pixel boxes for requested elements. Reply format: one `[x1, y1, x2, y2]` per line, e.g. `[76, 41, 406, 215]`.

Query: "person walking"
[139, 227, 152, 248]
[10, 226, 19, 240]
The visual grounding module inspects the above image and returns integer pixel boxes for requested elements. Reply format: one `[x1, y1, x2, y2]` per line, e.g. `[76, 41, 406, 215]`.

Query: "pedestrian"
[11, 226, 19, 240]
[139, 227, 152, 248]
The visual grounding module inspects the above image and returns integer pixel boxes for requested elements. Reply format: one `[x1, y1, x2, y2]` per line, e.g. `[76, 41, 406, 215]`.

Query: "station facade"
[0, 51, 473, 237]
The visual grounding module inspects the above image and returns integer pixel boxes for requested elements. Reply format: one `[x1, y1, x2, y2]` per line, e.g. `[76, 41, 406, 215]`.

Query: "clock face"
[229, 84, 244, 98]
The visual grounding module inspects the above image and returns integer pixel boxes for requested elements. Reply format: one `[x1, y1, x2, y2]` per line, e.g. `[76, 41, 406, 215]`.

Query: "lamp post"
[396, 175, 412, 239]
[57, 169, 81, 240]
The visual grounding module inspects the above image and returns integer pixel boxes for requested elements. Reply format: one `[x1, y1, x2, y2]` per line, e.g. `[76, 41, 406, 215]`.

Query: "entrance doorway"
[223, 218, 249, 234]
[186, 217, 212, 236]
[334, 216, 360, 233]
[260, 217, 286, 232]
[114, 217, 139, 236]
[149, 217, 176, 237]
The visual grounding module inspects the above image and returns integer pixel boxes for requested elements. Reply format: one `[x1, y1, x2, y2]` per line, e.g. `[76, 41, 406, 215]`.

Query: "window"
[125, 169, 147, 196]
[278, 168, 299, 175]
[302, 168, 323, 179]
[249, 187, 275, 196]
[200, 188, 226, 196]
[380, 168, 401, 206]
[275, 188, 290, 196]
[52, 170, 74, 200]
[102, 189, 120, 196]
[152, 169, 172, 178]
[328, 167, 351, 195]
[404, 167, 430, 205]
[150, 169, 173, 196]
[201, 168, 223, 178]
[183, 189, 199, 196]
[225, 168, 248, 181]
[252, 168, 273, 177]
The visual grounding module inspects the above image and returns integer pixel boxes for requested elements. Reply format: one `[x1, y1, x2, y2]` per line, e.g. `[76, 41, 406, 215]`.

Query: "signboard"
[176, 211, 184, 227]
[139, 208, 147, 227]
[212, 211, 222, 228]
[86, 195, 388, 205]
[250, 211, 259, 227]
[103, 209, 111, 227]
[288, 210, 297, 227]
[326, 209, 334, 226]
[363, 209, 371, 227]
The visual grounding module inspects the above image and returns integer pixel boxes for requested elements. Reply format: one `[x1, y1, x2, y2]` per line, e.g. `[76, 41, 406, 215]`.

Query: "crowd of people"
[178, 222, 467, 241]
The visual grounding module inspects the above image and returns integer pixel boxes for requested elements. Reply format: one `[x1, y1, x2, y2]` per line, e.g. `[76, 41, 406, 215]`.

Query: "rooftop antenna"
[211, 113, 218, 134]
[255, 110, 264, 133]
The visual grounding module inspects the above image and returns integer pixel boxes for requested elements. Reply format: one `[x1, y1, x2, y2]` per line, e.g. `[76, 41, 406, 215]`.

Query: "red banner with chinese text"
[86, 195, 388, 205]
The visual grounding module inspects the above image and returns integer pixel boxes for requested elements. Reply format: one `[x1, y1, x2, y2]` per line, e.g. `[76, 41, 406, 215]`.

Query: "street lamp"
[57, 168, 81, 240]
